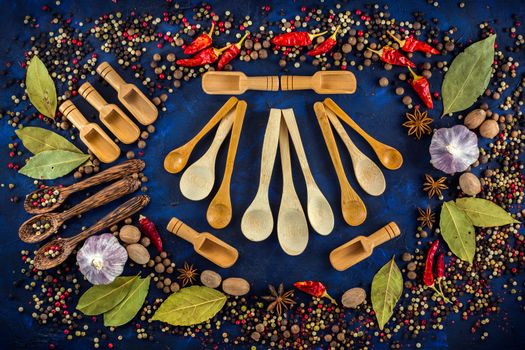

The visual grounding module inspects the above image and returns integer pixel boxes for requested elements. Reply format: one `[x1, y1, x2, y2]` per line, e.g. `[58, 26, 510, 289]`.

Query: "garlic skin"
[77, 233, 128, 285]
[429, 125, 479, 175]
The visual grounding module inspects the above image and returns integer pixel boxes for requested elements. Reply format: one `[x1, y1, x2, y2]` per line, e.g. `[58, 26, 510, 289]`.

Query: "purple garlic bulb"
[429, 125, 479, 175]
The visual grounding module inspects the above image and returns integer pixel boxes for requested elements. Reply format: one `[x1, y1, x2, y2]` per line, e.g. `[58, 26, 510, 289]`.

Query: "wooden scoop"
[164, 97, 238, 174]
[19, 177, 140, 243]
[323, 98, 403, 170]
[33, 195, 150, 270]
[60, 100, 120, 164]
[206, 100, 247, 229]
[96, 62, 158, 125]
[329, 222, 400, 271]
[79, 82, 140, 144]
[280, 71, 357, 94]
[23, 159, 145, 214]
[314, 102, 367, 226]
[202, 71, 279, 95]
[167, 217, 238, 268]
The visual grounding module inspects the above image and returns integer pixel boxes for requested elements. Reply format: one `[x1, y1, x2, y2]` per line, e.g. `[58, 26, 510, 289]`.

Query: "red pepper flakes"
[217, 31, 250, 70]
[271, 30, 327, 47]
[139, 215, 163, 253]
[307, 25, 340, 56]
[184, 22, 215, 55]
[388, 31, 439, 55]
[368, 46, 415, 67]
[408, 67, 433, 109]
[293, 281, 336, 304]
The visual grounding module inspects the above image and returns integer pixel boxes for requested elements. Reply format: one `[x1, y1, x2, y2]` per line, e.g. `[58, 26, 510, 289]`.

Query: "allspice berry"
[464, 109, 486, 129]
[459, 172, 482, 196]
[479, 119, 499, 138]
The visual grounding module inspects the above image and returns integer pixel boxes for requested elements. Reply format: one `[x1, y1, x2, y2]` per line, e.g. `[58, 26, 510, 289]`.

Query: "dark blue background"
[1, 0, 524, 349]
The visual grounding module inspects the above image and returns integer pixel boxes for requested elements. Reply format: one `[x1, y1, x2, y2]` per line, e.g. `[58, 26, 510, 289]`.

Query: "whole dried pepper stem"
[367, 46, 416, 68]
[293, 281, 336, 304]
[217, 31, 250, 70]
[307, 25, 340, 56]
[408, 67, 434, 109]
[271, 30, 328, 47]
[138, 215, 163, 253]
[423, 240, 439, 287]
[387, 31, 439, 55]
[176, 46, 227, 67]
[184, 22, 215, 55]
[435, 253, 451, 303]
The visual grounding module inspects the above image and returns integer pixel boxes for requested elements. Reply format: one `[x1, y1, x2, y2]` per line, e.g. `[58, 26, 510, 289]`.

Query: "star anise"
[402, 107, 433, 140]
[417, 207, 435, 229]
[177, 262, 198, 287]
[423, 174, 448, 199]
[261, 283, 295, 316]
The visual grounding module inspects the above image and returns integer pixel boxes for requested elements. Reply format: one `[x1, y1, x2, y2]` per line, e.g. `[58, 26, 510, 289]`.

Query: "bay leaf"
[151, 286, 227, 326]
[441, 35, 496, 116]
[455, 197, 519, 227]
[77, 276, 138, 316]
[440, 201, 475, 263]
[19, 150, 90, 180]
[371, 257, 403, 330]
[15, 126, 83, 154]
[26, 56, 57, 119]
[104, 276, 150, 327]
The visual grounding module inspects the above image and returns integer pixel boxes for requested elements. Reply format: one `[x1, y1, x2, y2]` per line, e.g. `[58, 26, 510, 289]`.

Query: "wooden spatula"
[281, 71, 357, 94]
[202, 71, 279, 95]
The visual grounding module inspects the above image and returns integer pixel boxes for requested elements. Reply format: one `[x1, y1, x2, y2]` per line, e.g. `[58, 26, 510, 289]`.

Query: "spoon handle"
[245, 76, 279, 91]
[324, 107, 361, 158]
[204, 108, 235, 156]
[278, 119, 295, 191]
[257, 108, 282, 192]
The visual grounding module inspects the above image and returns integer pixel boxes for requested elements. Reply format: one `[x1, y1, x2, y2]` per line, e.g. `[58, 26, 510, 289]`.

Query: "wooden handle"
[246, 76, 279, 91]
[368, 222, 400, 247]
[97, 61, 126, 91]
[280, 76, 312, 91]
[59, 100, 88, 129]
[206, 109, 235, 155]
[79, 82, 108, 112]
[324, 107, 360, 156]
[279, 118, 295, 191]
[166, 217, 200, 244]
[257, 108, 281, 192]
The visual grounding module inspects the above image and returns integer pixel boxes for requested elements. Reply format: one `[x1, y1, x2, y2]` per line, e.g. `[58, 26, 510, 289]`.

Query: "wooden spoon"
[23, 159, 145, 214]
[206, 100, 247, 229]
[324, 107, 386, 196]
[19, 177, 141, 243]
[164, 97, 238, 174]
[280, 71, 357, 94]
[281, 108, 334, 235]
[202, 71, 279, 95]
[241, 108, 282, 242]
[180, 109, 234, 201]
[314, 102, 367, 226]
[33, 195, 150, 270]
[277, 119, 309, 256]
[323, 98, 403, 170]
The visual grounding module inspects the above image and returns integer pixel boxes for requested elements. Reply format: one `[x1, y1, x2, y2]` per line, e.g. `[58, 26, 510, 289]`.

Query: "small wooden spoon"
[280, 71, 357, 94]
[23, 159, 145, 214]
[33, 195, 150, 270]
[324, 107, 386, 196]
[180, 109, 234, 201]
[281, 108, 334, 235]
[277, 119, 308, 256]
[206, 100, 247, 229]
[241, 108, 282, 242]
[314, 102, 367, 226]
[323, 98, 403, 170]
[164, 97, 238, 174]
[202, 71, 279, 95]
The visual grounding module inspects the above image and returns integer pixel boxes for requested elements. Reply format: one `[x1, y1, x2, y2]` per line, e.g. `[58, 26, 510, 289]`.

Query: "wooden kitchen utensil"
[281, 108, 334, 236]
[241, 108, 281, 242]
[314, 102, 367, 226]
[280, 71, 357, 94]
[167, 217, 238, 268]
[329, 222, 400, 271]
[96, 62, 158, 125]
[19, 177, 141, 243]
[164, 97, 238, 174]
[79, 82, 140, 144]
[202, 71, 279, 95]
[33, 195, 150, 270]
[23, 159, 145, 214]
[323, 98, 403, 170]
[206, 100, 247, 229]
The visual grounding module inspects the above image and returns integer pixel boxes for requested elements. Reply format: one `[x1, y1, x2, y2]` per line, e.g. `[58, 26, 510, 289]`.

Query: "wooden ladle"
[202, 71, 279, 95]
[19, 177, 141, 243]
[206, 100, 247, 229]
[33, 195, 150, 270]
[329, 222, 400, 271]
[280, 71, 357, 94]
[323, 98, 403, 170]
[23, 159, 145, 214]
[167, 217, 238, 268]
[164, 97, 238, 174]
[314, 102, 367, 226]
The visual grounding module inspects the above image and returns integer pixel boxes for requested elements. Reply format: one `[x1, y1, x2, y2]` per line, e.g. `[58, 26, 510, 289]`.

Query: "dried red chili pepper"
[368, 46, 415, 68]
[436, 253, 445, 280]
[307, 25, 340, 56]
[408, 67, 433, 109]
[176, 46, 226, 67]
[217, 31, 250, 71]
[184, 22, 215, 55]
[388, 31, 439, 55]
[139, 215, 163, 253]
[293, 281, 336, 304]
[423, 240, 439, 286]
[271, 30, 328, 47]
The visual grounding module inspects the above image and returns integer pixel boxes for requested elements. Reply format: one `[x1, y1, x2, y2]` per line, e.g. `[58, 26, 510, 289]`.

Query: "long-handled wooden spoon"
[324, 107, 386, 196]
[323, 98, 403, 170]
[314, 102, 367, 226]
[164, 97, 238, 174]
[202, 71, 279, 95]
[280, 71, 357, 94]
[206, 100, 247, 229]
[19, 177, 141, 243]
[33, 195, 150, 270]
[241, 108, 282, 242]
[23, 159, 145, 214]
[281, 108, 334, 235]
[180, 109, 235, 201]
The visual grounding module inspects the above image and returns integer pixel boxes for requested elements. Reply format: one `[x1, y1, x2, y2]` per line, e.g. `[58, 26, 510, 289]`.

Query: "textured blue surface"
[1, 0, 524, 349]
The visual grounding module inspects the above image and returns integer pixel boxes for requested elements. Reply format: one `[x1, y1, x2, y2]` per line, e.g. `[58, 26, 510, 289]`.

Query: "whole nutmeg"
[479, 119, 499, 138]
[126, 243, 150, 265]
[119, 225, 141, 244]
[341, 287, 366, 308]
[222, 277, 250, 296]
[200, 270, 222, 289]
[459, 172, 482, 196]
[464, 109, 486, 129]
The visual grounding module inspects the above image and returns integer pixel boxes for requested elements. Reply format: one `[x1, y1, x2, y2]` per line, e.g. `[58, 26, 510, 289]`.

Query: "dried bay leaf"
[15, 126, 83, 154]
[26, 56, 57, 119]
[104, 276, 150, 327]
[440, 201, 475, 263]
[152, 286, 227, 326]
[371, 257, 403, 330]
[19, 150, 90, 180]
[77, 276, 138, 315]
[441, 35, 496, 116]
[455, 197, 519, 227]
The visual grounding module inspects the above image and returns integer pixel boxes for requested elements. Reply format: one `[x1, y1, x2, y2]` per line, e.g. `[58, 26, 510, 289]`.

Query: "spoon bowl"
[307, 189, 334, 236]
[206, 201, 232, 229]
[277, 208, 308, 256]
[241, 202, 274, 242]
[342, 197, 368, 227]
[353, 157, 386, 196]
[180, 163, 215, 200]
[18, 214, 60, 243]
[33, 238, 74, 270]
[23, 186, 66, 214]
[164, 148, 190, 174]
[379, 147, 404, 170]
